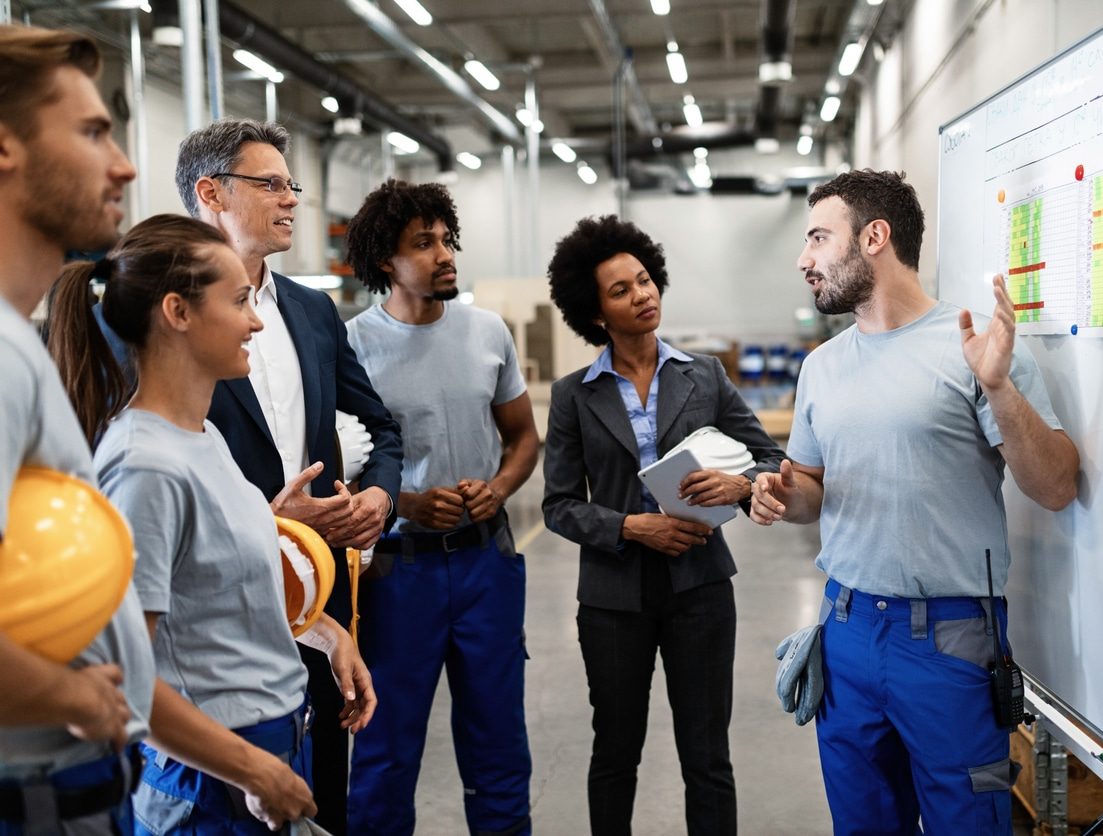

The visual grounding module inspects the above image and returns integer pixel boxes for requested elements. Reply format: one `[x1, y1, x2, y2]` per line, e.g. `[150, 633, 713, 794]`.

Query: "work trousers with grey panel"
[817, 578, 1019, 836]
[348, 519, 531, 836]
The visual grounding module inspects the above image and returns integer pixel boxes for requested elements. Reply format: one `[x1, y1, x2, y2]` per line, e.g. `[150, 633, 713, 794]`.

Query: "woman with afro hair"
[542, 215, 785, 836]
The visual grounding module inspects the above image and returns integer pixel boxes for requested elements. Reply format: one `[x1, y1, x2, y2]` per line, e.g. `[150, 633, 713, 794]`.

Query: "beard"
[431, 286, 459, 301]
[810, 238, 875, 315]
[22, 146, 119, 253]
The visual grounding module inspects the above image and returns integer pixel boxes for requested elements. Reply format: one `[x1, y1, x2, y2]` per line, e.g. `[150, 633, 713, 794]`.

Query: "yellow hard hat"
[0, 467, 134, 663]
[276, 517, 334, 637]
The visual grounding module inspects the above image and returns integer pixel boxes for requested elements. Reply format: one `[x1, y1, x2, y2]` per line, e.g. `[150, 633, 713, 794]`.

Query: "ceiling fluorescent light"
[796, 135, 814, 155]
[754, 137, 780, 154]
[650, 0, 670, 14]
[758, 61, 792, 83]
[464, 59, 500, 91]
[392, 0, 432, 26]
[867, 0, 884, 5]
[333, 117, 362, 135]
[515, 107, 533, 127]
[838, 42, 863, 77]
[321, 96, 339, 113]
[456, 152, 482, 170]
[577, 162, 597, 185]
[820, 96, 841, 122]
[825, 78, 841, 95]
[551, 142, 577, 164]
[666, 50, 688, 85]
[682, 95, 703, 128]
[152, 25, 183, 46]
[386, 131, 420, 154]
[687, 162, 711, 189]
[233, 50, 284, 83]
[693, 146, 708, 160]
[289, 275, 343, 290]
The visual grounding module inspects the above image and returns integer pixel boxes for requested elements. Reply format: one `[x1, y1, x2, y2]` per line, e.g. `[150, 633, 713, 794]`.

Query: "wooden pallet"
[1011, 724, 1103, 832]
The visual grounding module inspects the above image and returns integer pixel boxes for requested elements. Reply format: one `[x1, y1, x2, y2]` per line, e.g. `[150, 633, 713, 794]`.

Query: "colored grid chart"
[1004, 182, 1079, 326]
[1094, 175, 1103, 327]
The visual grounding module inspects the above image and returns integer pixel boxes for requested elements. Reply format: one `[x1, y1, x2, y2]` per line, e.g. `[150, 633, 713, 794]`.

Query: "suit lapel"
[656, 361, 694, 448]
[274, 275, 322, 456]
[584, 375, 639, 459]
[221, 378, 276, 448]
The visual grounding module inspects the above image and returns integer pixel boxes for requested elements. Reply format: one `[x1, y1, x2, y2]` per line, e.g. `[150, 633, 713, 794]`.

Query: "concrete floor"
[399, 457, 1034, 834]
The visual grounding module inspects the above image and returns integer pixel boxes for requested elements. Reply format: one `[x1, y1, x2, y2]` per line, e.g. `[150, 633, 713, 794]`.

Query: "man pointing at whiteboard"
[751, 169, 1079, 835]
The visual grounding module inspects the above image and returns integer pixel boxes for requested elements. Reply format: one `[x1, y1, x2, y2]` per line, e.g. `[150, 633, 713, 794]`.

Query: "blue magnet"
[1071, 324, 1078, 335]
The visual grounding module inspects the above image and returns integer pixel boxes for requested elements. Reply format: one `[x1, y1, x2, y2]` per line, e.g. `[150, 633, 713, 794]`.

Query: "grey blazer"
[543, 352, 787, 612]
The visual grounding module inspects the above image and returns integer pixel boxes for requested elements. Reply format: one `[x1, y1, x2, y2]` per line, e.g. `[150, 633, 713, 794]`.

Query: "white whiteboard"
[937, 26, 1103, 734]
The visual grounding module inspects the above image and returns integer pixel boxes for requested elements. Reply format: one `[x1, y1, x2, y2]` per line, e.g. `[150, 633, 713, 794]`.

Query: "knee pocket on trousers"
[968, 757, 1020, 793]
[967, 758, 1018, 835]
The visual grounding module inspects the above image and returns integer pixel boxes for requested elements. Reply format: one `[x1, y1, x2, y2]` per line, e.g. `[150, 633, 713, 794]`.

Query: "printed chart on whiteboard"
[977, 61, 1103, 336]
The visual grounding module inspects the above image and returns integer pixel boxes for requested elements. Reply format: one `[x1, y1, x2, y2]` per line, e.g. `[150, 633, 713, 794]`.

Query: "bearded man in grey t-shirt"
[751, 169, 1079, 835]
[0, 24, 155, 835]
[342, 179, 539, 836]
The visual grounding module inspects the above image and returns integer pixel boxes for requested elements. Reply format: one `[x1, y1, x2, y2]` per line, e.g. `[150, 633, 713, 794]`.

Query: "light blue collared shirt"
[583, 338, 693, 512]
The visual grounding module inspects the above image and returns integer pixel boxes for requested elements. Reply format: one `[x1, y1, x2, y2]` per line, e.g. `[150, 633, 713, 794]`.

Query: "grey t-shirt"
[0, 296, 154, 778]
[786, 301, 1061, 598]
[345, 302, 527, 533]
[95, 409, 306, 730]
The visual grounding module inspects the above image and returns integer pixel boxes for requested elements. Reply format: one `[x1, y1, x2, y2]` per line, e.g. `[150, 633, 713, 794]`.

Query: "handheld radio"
[986, 548, 1025, 728]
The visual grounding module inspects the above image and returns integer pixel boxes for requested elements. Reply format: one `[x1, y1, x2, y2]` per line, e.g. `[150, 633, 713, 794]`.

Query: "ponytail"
[48, 259, 130, 446]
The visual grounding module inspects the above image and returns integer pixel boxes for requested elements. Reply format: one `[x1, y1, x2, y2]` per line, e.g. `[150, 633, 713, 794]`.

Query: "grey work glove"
[775, 624, 824, 726]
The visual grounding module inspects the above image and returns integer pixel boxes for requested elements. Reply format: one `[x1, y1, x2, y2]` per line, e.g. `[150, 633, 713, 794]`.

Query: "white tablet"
[637, 448, 738, 529]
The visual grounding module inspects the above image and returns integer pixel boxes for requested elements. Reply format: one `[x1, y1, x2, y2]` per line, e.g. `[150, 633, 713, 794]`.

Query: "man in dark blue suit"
[175, 119, 403, 835]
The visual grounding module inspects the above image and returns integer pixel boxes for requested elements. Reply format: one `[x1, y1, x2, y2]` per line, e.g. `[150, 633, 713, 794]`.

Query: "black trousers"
[577, 557, 737, 836]
[300, 644, 348, 836]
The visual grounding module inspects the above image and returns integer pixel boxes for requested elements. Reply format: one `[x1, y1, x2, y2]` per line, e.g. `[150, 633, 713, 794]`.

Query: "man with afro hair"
[343, 179, 539, 836]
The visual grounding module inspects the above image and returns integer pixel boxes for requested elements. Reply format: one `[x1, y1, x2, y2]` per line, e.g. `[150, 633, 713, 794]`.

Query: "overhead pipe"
[203, 0, 223, 119]
[585, 0, 657, 134]
[337, 0, 522, 146]
[218, 1, 454, 170]
[178, 0, 206, 131]
[127, 8, 150, 218]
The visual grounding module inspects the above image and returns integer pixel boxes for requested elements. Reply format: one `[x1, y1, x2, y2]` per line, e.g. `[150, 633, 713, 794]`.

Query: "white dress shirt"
[247, 264, 309, 490]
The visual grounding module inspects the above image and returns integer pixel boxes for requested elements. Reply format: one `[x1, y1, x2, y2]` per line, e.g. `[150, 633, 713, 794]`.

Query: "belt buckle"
[441, 530, 461, 553]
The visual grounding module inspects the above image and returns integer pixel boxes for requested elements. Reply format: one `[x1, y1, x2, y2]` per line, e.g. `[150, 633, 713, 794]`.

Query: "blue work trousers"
[817, 579, 1018, 836]
[0, 747, 138, 836]
[132, 701, 312, 835]
[348, 527, 531, 836]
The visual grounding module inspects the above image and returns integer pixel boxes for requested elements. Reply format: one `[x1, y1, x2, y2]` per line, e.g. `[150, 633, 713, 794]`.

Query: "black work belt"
[376, 511, 507, 556]
[0, 745, 140, 824]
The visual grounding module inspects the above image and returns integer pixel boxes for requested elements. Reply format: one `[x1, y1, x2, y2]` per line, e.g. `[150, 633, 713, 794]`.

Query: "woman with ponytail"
[50, 214, 377, 834]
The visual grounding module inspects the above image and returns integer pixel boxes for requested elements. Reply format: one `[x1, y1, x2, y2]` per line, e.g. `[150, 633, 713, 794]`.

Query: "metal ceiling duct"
[216, 1, 455, 170]
[621, 125, 757, 160]
[755, 0, 796, 137]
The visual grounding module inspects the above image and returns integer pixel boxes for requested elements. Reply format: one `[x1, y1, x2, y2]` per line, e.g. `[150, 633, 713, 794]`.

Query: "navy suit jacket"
[96, 273, 403, 626]
[207, 273, 402, 626]
[543, 352, 786, 612]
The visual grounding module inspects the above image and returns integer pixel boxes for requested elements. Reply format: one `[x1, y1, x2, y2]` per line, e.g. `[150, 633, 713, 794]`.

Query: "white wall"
[853, 0, 1103, 290]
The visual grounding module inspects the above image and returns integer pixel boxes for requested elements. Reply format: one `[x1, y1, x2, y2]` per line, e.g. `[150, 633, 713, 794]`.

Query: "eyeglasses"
[208, 172, 303, 195]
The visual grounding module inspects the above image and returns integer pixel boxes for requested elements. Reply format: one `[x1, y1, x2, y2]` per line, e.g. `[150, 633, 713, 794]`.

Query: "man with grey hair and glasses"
[175, 118, 403, 834]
